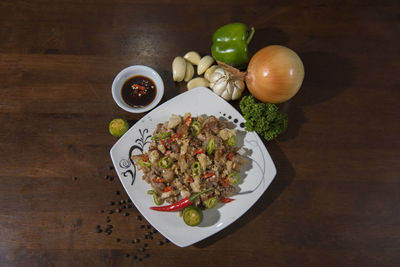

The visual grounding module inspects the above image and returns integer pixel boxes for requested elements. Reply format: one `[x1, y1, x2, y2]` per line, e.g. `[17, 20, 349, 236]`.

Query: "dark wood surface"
[1, 0, 399, 266]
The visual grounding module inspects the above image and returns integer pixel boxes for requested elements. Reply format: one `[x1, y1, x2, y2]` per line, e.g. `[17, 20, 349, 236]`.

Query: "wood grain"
[0, 0, 399, 266]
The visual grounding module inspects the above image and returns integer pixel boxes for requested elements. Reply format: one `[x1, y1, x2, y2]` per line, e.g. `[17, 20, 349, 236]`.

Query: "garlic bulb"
[209, 67, 245, 101]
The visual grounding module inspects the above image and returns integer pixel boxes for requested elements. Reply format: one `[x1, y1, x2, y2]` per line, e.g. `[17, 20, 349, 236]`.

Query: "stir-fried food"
[132, 113, 245, 210]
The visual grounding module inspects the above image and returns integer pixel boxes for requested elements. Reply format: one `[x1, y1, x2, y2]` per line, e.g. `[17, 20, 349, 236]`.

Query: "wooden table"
[1, 0, 399, 266]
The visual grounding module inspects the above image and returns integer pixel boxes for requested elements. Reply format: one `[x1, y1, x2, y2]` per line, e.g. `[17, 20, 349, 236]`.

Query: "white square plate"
[110, 87, 276, 247]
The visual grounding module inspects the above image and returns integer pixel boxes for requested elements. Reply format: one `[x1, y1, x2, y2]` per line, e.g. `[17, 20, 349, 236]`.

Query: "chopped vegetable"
[147, 190, 163, 206]
[191, 161, 202, 178]
[152, 177, 165, 183]
[164, 186, 173, 192]
[202, 172, 215, 179]
[138, 159, 151, 167]
[168, 133, 181, 143]
[151, 131, 171, 141]
[206, 197, 218, 209]
[182, 206, 203, 226]
[149, 188, 213, 211]
[193, 148, 205, 155]
[239, 95, 288, 141]
[190, 121, 202, 136]
[109, 118, 130, 138]
[228, 172, 240, 185]
[227, 135, 237, 147]
[220, 197, 234, 203]
[158, 156, 172, 169]
[206, 138, 215, 156]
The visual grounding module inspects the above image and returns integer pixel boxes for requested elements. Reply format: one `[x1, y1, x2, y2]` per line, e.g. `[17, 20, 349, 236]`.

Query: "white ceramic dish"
[110, 87, 276, 247]
[111, 65, 164, 113]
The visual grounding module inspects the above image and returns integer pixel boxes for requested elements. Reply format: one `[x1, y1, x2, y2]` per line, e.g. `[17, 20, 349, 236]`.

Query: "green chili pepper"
[151, 131, 171, 141]
[138, 159, 152, 167]
[206, 197, 218, 209]
[190, 121, 202, 136]
[228, 172, 240, 185]
[228, 135, 237, 147]
[206, 138, 215, 156]
[182, 206, 203, 226]
[147, 190, 163, 206]
[211, 22, 255, 69]
[191, 161, 202, 178]
[158, 156, 172, 169]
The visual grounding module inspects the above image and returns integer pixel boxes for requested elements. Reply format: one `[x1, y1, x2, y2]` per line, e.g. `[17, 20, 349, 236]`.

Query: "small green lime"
[109, 118, 130, 137]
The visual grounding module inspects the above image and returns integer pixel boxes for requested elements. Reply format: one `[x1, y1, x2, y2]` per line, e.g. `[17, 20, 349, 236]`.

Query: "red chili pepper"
[227, 152, 233, 161]
[194, 148, 205, 154]
[133, 84, 146, 91]
[202, 172, 215, 179]
[164, 186, 173, 192]
[165, 150, 172, 156]
[152, 177, 165, 183]
[189, 177, 194, 183]
[142, 154, 149, 162]
[185, 115, 192, 126]
[220, 197, 234, 203]
[168, 133, 181, 143]
[160, 140, 166, 148]
[150, 188, 213, 211]
[221, 177, 229, 186]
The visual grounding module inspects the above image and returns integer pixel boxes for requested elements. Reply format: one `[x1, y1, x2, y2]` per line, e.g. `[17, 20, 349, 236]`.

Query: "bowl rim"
[111, 65, 164, 113]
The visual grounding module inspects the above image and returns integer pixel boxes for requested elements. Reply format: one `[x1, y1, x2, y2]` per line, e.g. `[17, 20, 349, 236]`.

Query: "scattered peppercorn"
[116, 190, 120, 195]
[73, 176, 78, 181]
[116, 238, 120, 242]
[123, 213, 130, 216]
[158, 241, 164, 246]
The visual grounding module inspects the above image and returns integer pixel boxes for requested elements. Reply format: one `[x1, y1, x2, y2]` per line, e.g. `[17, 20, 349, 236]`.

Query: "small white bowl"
[111, 65, 164, 113]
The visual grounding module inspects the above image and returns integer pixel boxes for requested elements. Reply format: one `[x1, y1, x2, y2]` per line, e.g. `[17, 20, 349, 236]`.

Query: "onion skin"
[245, 45, 305, 103]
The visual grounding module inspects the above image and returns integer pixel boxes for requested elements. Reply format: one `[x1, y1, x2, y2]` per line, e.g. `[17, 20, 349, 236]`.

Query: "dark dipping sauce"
[121, 75, 156, 108]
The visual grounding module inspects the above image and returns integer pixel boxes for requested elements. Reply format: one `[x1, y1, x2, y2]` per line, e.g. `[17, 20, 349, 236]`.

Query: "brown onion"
[245, 45, 304, 103]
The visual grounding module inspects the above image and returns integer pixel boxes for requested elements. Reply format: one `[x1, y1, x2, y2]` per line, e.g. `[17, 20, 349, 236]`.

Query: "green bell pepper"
[211, 22, 255, 69]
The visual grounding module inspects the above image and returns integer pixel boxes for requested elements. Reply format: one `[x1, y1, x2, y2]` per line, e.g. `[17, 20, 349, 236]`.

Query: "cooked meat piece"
[149, 150, 160, 164]
[178, 154, 188, 173]
[197, 153, 211, 172]
[219, 128, 236, 141]
[177, 123, 189, 138]
[180, 139, 189, 155]
[214, 148, 224, 163]
[171, 143, 179, 153]
[201, 115, 219, 134]
[168, 114, 182, 129]
[161, 169, 175, 182]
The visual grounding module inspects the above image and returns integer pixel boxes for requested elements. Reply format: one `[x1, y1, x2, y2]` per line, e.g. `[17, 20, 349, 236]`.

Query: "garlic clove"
[204, 65, 219, 81]
[212, 79, 228, 96]
[209, 70, 224, 83]
[183, 51, 201, 65]
[183, 62, 194, 82]
[187, 77, 210, 90]
[231, 86, 242, 100]
[197, 55, 215, 75]
[234, 79, 245, 91]
[172, 56, 186, 82]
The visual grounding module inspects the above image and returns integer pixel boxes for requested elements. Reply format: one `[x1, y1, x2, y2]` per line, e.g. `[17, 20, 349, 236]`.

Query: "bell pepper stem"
[246, 27, 255, 45]
[189, 188, 214, 203]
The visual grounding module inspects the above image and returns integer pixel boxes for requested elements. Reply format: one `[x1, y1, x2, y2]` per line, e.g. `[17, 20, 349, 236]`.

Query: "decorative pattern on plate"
[119, 128, 151, 185]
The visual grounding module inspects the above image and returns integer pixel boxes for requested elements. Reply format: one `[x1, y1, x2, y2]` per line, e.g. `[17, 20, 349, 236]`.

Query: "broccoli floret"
[239, 95, 288, 141]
